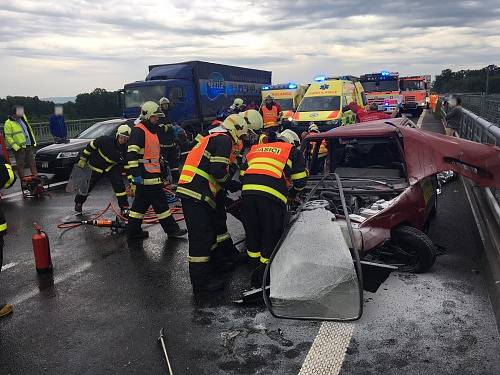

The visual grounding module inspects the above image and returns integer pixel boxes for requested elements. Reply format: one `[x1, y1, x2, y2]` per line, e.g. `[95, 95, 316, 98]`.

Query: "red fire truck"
[359, 72, 402, 115]
[399, 75, 430, 116]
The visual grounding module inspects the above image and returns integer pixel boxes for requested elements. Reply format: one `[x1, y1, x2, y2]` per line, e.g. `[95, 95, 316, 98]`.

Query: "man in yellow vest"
[126, 101, 187, 241]
[3, 105, 37, 184]
[240, 129, 308, 287]
[260, 95, 282, 133]
[177, 114, 248, 292]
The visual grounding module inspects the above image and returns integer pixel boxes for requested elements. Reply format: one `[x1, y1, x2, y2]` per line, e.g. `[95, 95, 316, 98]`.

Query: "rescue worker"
[126, 101, 187, 241]
[176, 114, 248, 292]
[240, 109, 265, 146]
[158, 97, 181, 182]
[3, 105, 37, 184]
[260, 95, 282, 133]
[74, 124, 132, 213]
[226, 98, 246, 115]
[429, 93, 439, 112]
[307, 123, 328, 175]
[0, 156, 16, 318]
[241, 129, 308, 287]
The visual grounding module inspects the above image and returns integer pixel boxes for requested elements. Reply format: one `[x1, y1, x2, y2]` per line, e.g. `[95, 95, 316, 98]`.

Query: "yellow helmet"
[308, 123, 319, 133]
[239, 109, 263, 133]
[231, 98, 244, 109]
[116, 124, 131, 138]
[278, 129, 300, 146]
[222, 114, 248, 142]
[140, 101, 164, 120]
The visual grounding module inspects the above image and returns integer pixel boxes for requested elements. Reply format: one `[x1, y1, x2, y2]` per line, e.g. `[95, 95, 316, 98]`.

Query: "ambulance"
[290, 76, 367, 133]
[261, 83, 307, 128]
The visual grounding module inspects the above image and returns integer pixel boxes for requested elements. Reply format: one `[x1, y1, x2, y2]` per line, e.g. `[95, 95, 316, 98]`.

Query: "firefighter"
[126, 101, 187, 241]
[241, 129, 308, 287]
[226, 98, 246, 116]
[176, 114, 248, 292]
[158, 97, 180, 183]
[307, 123, 328, 175]
[74, 123, 132, 213]
[260, 95, 282, 133]
[0, 156, 16, 318]
[240, 109, 265, 147]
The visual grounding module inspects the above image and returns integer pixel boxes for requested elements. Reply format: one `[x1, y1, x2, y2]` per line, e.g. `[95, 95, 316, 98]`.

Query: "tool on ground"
[158, 328, 174, 375]
[234, 286, 270, 305]
[32, 223, 53, 273]
[22, 175, 49, 199]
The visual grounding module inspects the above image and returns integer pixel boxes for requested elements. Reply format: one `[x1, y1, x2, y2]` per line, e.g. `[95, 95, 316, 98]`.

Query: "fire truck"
[359, 71, 402, 114]
[399, 75, 430, 116]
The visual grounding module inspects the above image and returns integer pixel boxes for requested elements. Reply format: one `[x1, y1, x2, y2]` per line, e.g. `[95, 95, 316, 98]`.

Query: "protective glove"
[77, 159, 86, 169]
[130, 176, 143, 185]
[226, 179, 242, 193]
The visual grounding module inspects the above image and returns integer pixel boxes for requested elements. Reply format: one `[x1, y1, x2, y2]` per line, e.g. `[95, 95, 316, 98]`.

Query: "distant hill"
[41, 96, 76, 104]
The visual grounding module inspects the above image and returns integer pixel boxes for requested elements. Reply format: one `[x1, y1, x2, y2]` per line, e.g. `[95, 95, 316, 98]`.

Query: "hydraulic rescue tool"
[22, 175, 49, 199]
[158, 328, 174, 375]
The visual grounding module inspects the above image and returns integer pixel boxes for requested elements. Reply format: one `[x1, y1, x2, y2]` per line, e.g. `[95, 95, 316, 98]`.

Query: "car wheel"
[390, 225, 436, 273]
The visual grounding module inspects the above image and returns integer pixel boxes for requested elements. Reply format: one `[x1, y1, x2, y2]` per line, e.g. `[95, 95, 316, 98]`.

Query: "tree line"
[0, 88, 123, 123]
[433, 65, 500, 94]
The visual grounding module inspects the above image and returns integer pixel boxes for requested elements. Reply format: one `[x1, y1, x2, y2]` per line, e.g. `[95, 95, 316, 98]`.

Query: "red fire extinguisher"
[32, 223, 53, 273]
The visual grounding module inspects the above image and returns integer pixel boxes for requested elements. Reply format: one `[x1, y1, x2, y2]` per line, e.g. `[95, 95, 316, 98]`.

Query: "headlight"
[288, 116, 293, 122]
[420, 102, 426, 106]
[56, 151, 79, 159]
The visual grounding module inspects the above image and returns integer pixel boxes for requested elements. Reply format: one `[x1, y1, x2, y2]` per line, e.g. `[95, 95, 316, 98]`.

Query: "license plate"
[41, 162, 49, 168]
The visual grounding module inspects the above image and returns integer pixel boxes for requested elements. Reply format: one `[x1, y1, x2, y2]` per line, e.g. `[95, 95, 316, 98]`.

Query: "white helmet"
[278, 129, 300, 146]
[159, 97, 170, 106]
[239, 109, 263, 134]
[140, 101, 164, 120]
[222, 114, 248, 142]
[230, 98, 244, 110]
[308, 123, 319, 133]
[116, 124, 131, 138]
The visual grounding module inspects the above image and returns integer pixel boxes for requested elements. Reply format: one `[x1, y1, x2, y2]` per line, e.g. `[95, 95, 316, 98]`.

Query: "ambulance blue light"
[262, 86, 270, 90]
[314, 75, 326, 82]
[288, 83, 297, 89]
[381, 71, 390, 76]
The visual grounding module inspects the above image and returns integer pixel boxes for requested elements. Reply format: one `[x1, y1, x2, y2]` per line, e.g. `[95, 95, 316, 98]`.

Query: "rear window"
[297, 96, 340, 112]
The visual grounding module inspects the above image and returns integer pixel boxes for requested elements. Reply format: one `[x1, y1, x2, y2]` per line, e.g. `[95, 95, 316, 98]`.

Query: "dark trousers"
[75, 168, 128, 208]
[161, 145, 180, 182]
[127, 184, 179, 235]
[214, 192, 236, 256]
[242, 194, 286, 264]
[310, 156, 326, 175]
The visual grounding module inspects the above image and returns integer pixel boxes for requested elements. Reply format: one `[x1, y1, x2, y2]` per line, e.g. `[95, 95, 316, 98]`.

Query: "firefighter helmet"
[116, 124, 131, 138]
[239, 109, 263, 133]
[140, 101, 164, 120]
[231, 98, 244, 110]
[308, 123, 319, 133]
[278, 129, 300, 146]
[222, 114, 248, 142]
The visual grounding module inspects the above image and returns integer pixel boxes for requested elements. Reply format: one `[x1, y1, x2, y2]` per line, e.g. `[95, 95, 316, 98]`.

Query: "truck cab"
[399, 76, 429, 116]
[261, 83, 307, 129]
[359, 71, 402, 114]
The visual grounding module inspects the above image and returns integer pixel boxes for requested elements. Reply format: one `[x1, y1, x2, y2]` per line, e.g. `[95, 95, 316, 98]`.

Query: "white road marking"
[416, 109, 426, 128]
[299, 322, 354, 375]
[1, 262, 17, 271]
[10, 261, 92, 306]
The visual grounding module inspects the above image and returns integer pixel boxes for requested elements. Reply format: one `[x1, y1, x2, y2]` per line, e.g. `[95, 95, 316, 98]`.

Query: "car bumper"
[36, 156, 77, 176]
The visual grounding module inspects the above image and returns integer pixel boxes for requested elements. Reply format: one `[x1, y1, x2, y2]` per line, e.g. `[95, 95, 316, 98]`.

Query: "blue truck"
[123, 61, 272, 132]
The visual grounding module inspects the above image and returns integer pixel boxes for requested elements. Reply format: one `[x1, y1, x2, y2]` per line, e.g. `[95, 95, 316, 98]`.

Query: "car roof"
[94, 118, 129, 126]
[307, 118, 411, 139]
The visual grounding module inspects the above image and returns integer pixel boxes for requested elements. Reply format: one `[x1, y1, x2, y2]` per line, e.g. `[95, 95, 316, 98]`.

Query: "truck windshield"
[361, 80, 399, 92]
[297, 96, 340, 112]
[274, 98, 294, 110]
[401, 80, 425, 91]
[125, 85, 166, 108]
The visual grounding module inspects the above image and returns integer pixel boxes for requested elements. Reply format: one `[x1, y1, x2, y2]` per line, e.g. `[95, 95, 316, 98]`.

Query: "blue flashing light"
[314, 75, 327, 82]
[288, 83, 297, 89]
[381, 71, 390, 76]
[262, 85, 270, 90]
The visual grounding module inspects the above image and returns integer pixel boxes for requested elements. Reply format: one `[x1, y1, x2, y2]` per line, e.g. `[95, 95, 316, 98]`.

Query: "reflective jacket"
[3, 115, 37, 151]
[126, 122, 162, 185]
[308, 132, 328, 158]
[79, 135, 125, 174]
[261, 105, 280, 128]
[176, 132, 233, 209]
[241, 142, 308, 204]
[0, 157, 16, 234]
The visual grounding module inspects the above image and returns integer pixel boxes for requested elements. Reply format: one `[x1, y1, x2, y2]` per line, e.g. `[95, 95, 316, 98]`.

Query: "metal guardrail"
[447, 94, 500, 126]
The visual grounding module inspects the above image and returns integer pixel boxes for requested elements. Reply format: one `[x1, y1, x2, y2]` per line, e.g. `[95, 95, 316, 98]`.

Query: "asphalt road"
[0, 111, 499, 374]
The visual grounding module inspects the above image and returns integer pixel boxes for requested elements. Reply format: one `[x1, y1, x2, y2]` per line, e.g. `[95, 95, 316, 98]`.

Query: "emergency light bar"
[262, 83, 299, 90]
[314, 75, 327, 82]
[262, 85, 271, 90]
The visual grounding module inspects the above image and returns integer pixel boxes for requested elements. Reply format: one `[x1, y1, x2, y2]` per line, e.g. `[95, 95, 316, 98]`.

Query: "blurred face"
[160, 103, 169, 112]
[117, 135, 129, 145]
[55, 105, 63, 116]
[15, 106, 24, 118]
[265, 99, 272, 106]
[149, 115, 159, 125]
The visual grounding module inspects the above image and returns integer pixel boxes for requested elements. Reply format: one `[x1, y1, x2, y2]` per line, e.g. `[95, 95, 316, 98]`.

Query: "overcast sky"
[1, 0, 499, 97]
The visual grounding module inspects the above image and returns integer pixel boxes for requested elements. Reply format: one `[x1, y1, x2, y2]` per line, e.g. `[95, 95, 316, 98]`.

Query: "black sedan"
[35, 119, 133, 177]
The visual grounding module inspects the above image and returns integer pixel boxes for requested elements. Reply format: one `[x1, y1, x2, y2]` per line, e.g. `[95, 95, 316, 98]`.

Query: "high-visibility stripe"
[182, 165, 219, 187]
[98, 149, 115, 164]
[188, 256, 210, 263]
[5, 164, 15, 189]
[260, 256, 269, 264]
[127, 145, 142, 153]
[287, 159, 292, 168]
[138, 158, 160, 163]
[294, 185, 306, 191]
[291, 171, 308, 180]
[170, 167, 179, 172]
[127, 161, 139, 168]
[83, 149, 91, 155]
[248, 157, 285, 169]
[216, 174, 229, 183]
[0, 223, 7, 232]
[242, 184, 287, 204]
[210, 156, 230, 164]
[195, 134, 203, 142]
[203, 150, 212, 159]
[156, 210, 172, 220]
[210, 243, 218, 251]
[128, 211, 144, 219]
[247, 163, 282, 177]
[176, 186, 216, 208]
[115, 191, 127, 197]
[217, 232, 230, 243]
[88, 164, 103, 173]
[105, 165, 113, 172]
[143, 178, 162, 185]
[247, 250, 261, 258]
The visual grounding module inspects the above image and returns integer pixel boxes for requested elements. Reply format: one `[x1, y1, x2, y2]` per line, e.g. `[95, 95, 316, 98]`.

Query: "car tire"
[391, 225, 436, 273]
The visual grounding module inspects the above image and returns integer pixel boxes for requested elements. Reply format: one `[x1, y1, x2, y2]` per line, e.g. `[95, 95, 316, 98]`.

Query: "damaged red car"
[263, 118, 500, 321]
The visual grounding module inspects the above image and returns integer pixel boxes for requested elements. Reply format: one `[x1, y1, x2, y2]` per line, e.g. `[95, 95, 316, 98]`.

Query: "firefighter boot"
[251, 263, 267, 288]
[127, 230, 149, 241]
[162, 217, 188, 239]
[211, 247, 235, 273]
[220, 240, 247, 264]
[74, 202, 83, 213]
[190, 263, 224, 292]
[0, 303, 13, 318]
